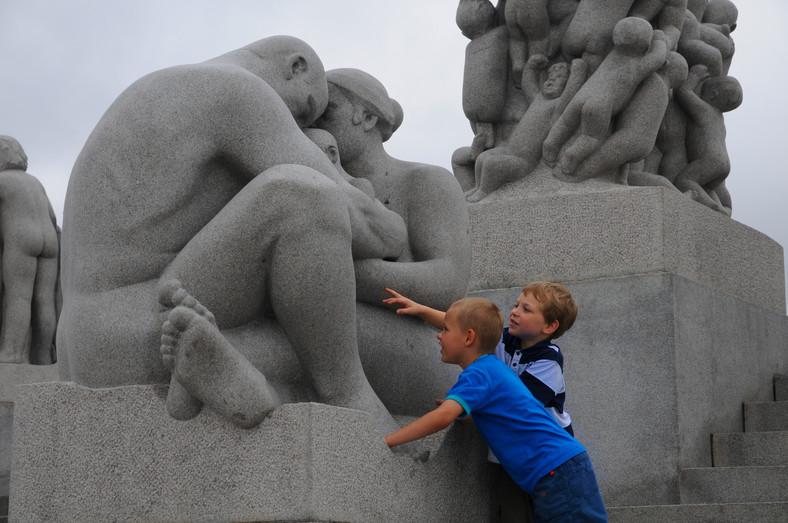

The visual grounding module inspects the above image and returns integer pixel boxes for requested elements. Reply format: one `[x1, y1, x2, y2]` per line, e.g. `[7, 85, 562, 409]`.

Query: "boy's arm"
[384, 399, 465, 447]
[382, 288, 446, 329]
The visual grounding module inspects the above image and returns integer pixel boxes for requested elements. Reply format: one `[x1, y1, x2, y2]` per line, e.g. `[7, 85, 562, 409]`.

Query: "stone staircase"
[608, 375, 788, 522]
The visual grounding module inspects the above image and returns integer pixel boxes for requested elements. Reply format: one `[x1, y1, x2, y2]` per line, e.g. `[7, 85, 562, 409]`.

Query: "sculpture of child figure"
[673, 64, 742, 215]
[456, 0, 509, 160]
[678, 0, 736, 78]
[542, 17, 668, 180]
[0, 136, 60, 365]
[465, 56, 586, 202]
[505, 0, 551, 91]
[700, 0, 737, 75]
[568, 51, 689, 183]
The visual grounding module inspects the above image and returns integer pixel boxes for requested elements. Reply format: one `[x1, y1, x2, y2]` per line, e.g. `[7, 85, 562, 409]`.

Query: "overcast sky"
[2, 0, 787, 296]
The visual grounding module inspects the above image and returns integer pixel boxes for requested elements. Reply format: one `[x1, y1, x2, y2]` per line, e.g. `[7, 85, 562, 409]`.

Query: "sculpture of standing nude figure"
[0, 136, 60, 365]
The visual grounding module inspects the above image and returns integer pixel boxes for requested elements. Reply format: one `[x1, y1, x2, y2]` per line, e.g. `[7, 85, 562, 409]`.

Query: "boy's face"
[508, 292, 556, 347]
[437, 307, 469, 366]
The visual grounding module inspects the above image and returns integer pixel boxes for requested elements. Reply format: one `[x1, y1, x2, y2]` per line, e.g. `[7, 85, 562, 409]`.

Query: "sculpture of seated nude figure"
[542, 17, 668, 179]
[465, 56, 586, 202]
[57, 36, 417, 438]
[312, 70, 471, 409]
[0, 136, 60, 365]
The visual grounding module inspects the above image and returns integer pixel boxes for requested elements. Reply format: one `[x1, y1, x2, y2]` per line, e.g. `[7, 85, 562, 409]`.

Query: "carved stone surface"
[455, 0, 742, 215]
[468, 182, 785, 314]
[57, 37, 470, 438]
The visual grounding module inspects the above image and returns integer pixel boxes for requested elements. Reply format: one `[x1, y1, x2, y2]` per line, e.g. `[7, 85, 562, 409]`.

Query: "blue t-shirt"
[446, 354, 586, 493]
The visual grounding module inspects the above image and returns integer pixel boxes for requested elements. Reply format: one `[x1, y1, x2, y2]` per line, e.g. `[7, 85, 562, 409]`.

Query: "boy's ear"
[543, 320, 559, 336]
[464, 329, 476, 346]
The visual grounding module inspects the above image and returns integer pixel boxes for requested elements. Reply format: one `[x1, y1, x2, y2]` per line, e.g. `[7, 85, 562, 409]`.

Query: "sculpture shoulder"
[0, 169, 45, 193]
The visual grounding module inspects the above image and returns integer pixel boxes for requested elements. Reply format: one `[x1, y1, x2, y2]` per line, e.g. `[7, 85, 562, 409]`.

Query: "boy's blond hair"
[521, 282, 578, 339]
[449, 297, 504, 354]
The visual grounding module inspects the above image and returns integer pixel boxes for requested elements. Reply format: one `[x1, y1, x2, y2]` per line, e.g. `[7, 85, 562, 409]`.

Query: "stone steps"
[744, 400, 788, 432]
[607, 374, 788, 521]
[712, 431, 788, 466]
[680, 465, 788, 504]
[608, 502, 788, 522]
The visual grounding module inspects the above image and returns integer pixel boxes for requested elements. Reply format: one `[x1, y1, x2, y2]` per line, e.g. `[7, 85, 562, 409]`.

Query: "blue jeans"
[531, 451, 608, 522]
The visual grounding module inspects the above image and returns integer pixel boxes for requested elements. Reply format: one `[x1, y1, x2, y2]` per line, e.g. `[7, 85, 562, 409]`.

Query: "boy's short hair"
[521, 282, 578, 339]
[449, 297, 504, 354]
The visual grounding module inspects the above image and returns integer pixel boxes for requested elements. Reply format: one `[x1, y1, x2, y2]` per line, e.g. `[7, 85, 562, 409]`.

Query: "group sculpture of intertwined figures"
[454, 0, 741, 215]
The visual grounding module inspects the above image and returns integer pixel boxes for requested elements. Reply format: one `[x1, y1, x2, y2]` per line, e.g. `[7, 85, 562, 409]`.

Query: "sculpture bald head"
[703, 0, 738, 31]
[211, 35, 329, 128]
[0, 135, 28, 171]
[613, 17, 654, 55]
[701, 75, 743, 112]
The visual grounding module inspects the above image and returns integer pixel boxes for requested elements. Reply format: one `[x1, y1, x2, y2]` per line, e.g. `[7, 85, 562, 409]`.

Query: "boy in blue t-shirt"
[384, 297, 606, 521]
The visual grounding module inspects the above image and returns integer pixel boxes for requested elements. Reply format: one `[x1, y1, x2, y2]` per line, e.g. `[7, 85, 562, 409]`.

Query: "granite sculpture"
[454, 0, 742, 215]
[58, 37, 470, 435]
[0, 136, 59, 365]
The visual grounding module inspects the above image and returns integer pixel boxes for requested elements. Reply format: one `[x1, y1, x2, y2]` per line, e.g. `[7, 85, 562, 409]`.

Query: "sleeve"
[446, 364, 492, 417]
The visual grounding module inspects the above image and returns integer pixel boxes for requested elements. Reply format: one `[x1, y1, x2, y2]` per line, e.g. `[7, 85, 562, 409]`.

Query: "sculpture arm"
[523, 54, 549, 104]
[555, 58, 587, 114]
[219, 71, 408, 261]
[354, 166, 470, 310]
[641, 30, 668, 75]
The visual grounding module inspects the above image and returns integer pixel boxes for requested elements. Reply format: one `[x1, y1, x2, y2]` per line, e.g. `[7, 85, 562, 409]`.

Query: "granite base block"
[0, 363, 59, 521]
[469, 185, 785, 314]
[9, 382, 495, 522]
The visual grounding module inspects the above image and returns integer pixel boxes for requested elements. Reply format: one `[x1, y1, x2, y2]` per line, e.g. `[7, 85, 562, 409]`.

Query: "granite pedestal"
[9, 382, 494, 522]
[0, 364, 58, 521]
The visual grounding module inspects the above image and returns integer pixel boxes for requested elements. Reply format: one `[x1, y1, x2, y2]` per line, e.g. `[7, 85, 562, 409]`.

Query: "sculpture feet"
[466, 188, 488, 203]
[159, 279, 276, 428]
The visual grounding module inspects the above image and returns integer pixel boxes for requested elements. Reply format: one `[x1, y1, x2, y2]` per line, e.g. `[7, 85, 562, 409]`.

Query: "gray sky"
[2, 0, 787, 295]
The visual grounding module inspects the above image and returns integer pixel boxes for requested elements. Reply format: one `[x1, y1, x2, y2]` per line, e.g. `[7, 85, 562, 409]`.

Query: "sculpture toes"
[158, 279, 186, 308]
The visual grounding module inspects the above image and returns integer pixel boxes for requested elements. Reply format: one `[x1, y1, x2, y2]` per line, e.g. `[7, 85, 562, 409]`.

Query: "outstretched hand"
[382, 287, 421, 316]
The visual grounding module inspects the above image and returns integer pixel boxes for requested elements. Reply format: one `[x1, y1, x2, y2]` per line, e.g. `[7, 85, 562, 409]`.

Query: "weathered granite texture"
[454, 0, 742, 215]
[57, 36, 469, 436]
[0, 363, 58, 521]
[469, 182, 785, 314]
[0, 136, 60, 365]
[9, 382, 495, 522]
